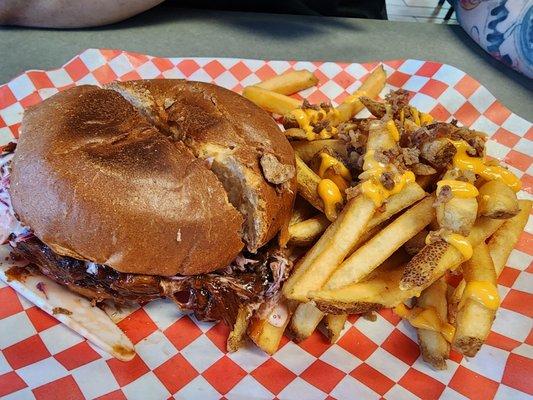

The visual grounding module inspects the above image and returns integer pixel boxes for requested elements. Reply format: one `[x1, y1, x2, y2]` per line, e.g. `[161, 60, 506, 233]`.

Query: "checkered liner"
[0, 49, 531, 400]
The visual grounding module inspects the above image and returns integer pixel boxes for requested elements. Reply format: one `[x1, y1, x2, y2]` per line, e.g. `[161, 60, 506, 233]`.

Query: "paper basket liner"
[0, 49, 531, 400]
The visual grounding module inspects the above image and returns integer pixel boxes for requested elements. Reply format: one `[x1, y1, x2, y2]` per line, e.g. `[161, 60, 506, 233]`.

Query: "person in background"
[0, 0, 386, 28]
[453, 0, 532, 78]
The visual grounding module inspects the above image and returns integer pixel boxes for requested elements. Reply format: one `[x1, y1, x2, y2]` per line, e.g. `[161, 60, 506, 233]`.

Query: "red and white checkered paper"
[0, 49, 531, 400]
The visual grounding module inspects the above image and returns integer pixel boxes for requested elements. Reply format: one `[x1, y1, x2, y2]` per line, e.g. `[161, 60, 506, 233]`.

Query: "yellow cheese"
[443, 233, 473, 260]
[394, 304, 455, 343]
[436, 179, 479, 198]
[419, 112, 434, 126]
[461, 281, 500, 310]
[386, 120, 400, 142]
[451, 140, 521, 192]
[441, 323, 456, 343]
[318, 178, 343, 221]
[360, 170, 416, 207]
[411, 106, 420, 126]
[318, 153, 352, 181]
[290, 107, 340, 141]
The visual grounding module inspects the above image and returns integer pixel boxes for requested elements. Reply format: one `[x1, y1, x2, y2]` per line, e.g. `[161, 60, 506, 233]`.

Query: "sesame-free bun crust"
[107, 80, 296, 251]
[9, 82, 296, 276]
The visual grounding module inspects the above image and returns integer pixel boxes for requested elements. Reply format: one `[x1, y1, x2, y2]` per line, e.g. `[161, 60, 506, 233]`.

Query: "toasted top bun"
[10, 82, 296, 276]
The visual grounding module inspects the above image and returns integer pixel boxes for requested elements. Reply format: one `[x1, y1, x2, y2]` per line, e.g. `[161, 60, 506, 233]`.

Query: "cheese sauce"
[386, 120, 400, 141]
[450, 140, 521, 192]
[436, 179, 479, 198]
[359, 150, 416, 207]
[460, 281, 500, 310]
[318, 179, 343, 221]
[443, 233, 473, 260]
[315, 154, 352, 221]
[394, 303, 455, 343]
[290, 107, 340, 141]
[419, 112, 434, 126]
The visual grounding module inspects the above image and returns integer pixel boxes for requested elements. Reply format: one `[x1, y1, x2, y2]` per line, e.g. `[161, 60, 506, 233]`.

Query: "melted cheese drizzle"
[394, 303, 455, 343]
[360, 150, 416, 207]
[386, 120, 400, 141]
[290, 108, 340, 141]
[318, 179, 343, 221]
[450, 140, 521, 192]
[436, 179, 479, 199]
[316, 154, 351, 221]
[420, 112, 434, 126]
[410, 107, 420, 126]
[460, 281, 500, 310]
[443, 233, 473, 260]
[318, 153, 351, 181]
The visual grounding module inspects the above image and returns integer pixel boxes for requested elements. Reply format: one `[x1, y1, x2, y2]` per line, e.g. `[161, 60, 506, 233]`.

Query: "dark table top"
[1, 6, 531, 120]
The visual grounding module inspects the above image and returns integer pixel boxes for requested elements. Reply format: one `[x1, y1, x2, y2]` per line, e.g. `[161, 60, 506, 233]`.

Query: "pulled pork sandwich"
[4, 80, 297, 326]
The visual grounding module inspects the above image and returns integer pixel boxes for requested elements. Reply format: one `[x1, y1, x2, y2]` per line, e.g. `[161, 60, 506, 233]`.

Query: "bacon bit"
[400, 147, 420, 166]
[319, 102, 333, 112]
[434, 185, 452, 206]
[52, 307, 73, 316]
[1, 142, 17, 154]
[36, 281, 48, 299]
[380, 172, 395, 191]
[301, 99, 319, 110]
[312, 120, 329, 134]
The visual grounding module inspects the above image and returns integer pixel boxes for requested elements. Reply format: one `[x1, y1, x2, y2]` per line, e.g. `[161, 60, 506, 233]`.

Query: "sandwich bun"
[9, 81, 296, 276]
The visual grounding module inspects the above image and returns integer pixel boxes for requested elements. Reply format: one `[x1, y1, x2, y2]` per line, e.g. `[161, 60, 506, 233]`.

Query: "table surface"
[1, 5, 531, 120]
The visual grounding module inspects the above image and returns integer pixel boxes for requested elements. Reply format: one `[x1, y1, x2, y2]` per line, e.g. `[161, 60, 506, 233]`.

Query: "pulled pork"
[11, 235, 291, 326]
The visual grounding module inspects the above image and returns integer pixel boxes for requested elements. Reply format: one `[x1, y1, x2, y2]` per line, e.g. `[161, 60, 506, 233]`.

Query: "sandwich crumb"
[52, 307, 73, 316]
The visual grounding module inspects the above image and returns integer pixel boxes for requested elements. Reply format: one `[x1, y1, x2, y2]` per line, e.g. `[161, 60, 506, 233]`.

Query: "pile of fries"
[231, 66, 531, 370]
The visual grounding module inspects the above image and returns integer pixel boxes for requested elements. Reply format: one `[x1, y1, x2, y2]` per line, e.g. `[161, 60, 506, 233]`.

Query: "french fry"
[416, 278, 450, 370]
[404, 229, 429, 256]
[255, 70, 318, 95]
[292, 139, 347, 163]
[284, 128, 309, 140]
[453, 243, 498, 357]
[289, 196, 317, 226]
[447, 279, 466, 325]
[310, 251, 415, 314]
[289, 182, 426, 248]
[365, 182, 426, 227]
[325, 196, 434, 289]
[400, 217, 505, 291]
[283, 194, 376, 302]
[478, 180, 520, 219]
[289, 302, 324, 342]
[330, 65, 386, 125]
[436, 195, 478, 235]
[248, 301, 292, 355]
[435, 171, 478, 236]
[488, 200, 532, 275]
[227, 306, 251, 352]
[288, 214, 329, 246]
[323, 314, 347, 343]
[359, 96, 386, 118]
[285, 120, 410, 302]
[416, 174, 436, 191]
[295, 154, 324, 211]
[242, 86, 301, 115]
